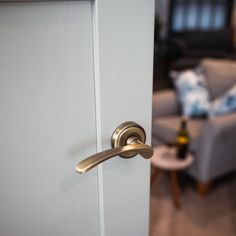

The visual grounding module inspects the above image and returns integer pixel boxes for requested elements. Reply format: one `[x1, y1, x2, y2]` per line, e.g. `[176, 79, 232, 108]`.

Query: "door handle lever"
[76, 122, 153, 174]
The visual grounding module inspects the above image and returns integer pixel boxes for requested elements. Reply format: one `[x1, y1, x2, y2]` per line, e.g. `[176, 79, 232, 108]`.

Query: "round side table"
[151, 146, 194, 208]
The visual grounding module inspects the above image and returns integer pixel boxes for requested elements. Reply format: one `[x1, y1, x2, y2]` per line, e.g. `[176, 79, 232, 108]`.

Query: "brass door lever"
[76, 122, 153, 174]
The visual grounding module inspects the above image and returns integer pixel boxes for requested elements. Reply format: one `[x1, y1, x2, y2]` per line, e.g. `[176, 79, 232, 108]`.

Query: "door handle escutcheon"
[76, 122, 153, 174]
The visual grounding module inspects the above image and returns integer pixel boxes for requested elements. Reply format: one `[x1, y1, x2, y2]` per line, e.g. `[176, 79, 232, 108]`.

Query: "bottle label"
[177, 137, 188, 145]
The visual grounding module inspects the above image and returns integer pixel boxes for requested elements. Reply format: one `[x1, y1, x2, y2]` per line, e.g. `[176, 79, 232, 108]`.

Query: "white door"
[0, 1, 154, 236]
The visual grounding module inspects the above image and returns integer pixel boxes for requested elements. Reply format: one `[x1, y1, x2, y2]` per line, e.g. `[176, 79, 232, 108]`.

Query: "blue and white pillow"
[170, 69, 210, 117]
[209, 83, 236, 117]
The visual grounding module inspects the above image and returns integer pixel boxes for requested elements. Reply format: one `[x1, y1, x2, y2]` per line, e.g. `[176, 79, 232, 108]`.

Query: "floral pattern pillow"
[170, 69, 210, 117]
[209, 83, 236, 117]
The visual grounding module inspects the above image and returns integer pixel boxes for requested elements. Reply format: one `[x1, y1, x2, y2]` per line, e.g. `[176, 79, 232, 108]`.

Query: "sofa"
[152, 58, 236, 195]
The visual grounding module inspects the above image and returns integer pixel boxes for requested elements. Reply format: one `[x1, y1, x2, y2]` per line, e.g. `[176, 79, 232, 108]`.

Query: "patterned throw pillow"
[170, 69, 210, 117]
[209, 83, 236, 117]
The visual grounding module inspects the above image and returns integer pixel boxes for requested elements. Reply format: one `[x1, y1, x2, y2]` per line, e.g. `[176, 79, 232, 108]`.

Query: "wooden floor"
[150, 172, 236, 236]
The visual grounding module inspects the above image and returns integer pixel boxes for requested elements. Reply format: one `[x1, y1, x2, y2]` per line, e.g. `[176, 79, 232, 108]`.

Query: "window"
[170, 0, 233, 32]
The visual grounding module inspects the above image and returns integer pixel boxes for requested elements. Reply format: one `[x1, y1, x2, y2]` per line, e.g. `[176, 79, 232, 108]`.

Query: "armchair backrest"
[200, 58, 236, 100]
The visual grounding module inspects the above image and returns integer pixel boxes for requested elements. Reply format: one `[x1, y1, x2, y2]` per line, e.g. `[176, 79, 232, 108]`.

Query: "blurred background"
[151, 0, 236, 235]
[153, 0, 236, 91]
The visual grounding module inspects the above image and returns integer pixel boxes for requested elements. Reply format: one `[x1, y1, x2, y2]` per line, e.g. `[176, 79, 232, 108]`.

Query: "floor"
[150, 172, 236, 236]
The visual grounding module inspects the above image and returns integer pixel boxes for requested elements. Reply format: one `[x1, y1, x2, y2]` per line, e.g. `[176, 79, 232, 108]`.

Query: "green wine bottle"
[176, 117, 189, 159]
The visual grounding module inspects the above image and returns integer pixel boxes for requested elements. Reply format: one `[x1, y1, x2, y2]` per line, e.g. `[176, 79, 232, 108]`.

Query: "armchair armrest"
[152, 90, 179, 117]
[191, 112, 236, 182]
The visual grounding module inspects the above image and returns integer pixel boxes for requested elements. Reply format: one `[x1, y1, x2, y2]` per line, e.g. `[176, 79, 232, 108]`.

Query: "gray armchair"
[152, 59, 236, 195]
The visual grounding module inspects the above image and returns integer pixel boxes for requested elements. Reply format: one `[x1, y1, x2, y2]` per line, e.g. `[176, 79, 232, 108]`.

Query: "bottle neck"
[180, 117, 187, 130]
[181, 120, 186, 130]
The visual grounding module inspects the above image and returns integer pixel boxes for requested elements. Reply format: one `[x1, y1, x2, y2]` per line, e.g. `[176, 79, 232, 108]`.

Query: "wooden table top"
[151, 146, 194, 171]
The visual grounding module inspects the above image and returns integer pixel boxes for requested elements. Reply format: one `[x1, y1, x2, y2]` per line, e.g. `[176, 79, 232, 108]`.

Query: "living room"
[151, 0, 236, 235]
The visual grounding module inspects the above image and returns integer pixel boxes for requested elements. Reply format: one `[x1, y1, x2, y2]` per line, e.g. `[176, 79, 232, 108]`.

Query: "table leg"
[170, 170, 181, 209]
[151, 168, 159, 186]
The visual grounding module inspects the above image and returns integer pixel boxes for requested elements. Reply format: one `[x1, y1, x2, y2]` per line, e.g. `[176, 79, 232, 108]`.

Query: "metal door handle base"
[76, 122, 153, 174]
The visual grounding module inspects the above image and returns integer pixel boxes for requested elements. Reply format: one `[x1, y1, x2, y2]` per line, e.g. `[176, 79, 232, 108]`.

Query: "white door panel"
[94, 0, 154, 235]
[0, 2, 99, 236]
[91, 0, 154, 236]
